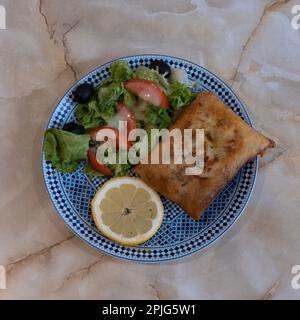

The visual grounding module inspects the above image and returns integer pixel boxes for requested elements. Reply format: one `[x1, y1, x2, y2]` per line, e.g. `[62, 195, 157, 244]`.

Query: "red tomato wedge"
[124, 79, 169, 109]
[87, 149, 113, 176]
[116, 102, 137, 133]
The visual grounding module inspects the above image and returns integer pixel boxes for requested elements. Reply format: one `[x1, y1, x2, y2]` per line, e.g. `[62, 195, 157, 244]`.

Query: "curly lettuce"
[123, 89, 136, 108]
[110, 61, 134, 83]
[168, 82, 196, 110]
[75, 100, 105, 130]
[106, 151, 132, 177]
[144, 107, 171, 130]
[135, 66, 169, 90]
[107, 162, 132, 177]
[98, 82, 123, 120]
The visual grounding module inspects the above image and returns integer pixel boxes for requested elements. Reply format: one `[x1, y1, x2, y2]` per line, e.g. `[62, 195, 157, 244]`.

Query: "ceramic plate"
[42, 54, 257, 263]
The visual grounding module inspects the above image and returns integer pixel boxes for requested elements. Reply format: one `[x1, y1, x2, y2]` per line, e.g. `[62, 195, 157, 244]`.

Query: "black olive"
[63, 122, 85, 134]
[73, 83, 95, 103]
[149, 60, 172, 78]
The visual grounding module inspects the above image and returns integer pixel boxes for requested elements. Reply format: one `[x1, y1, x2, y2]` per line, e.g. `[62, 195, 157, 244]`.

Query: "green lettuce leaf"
[144, 107, 171, 130]
[168, 82, 196, 109]
[135, 66, 169, 90]
[106, 150, 132, 177]
[75, 100, 105, 130]
[123, 89, 136, 108]
[110, 61, 134, 83]
[44, 128, 90, 173]
[108, 162, 132, 177]
[98, 82, 123, 120]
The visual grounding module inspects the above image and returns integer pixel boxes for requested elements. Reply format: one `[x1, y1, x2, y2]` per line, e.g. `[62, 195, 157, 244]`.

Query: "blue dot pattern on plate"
[42, 54, 258, 263]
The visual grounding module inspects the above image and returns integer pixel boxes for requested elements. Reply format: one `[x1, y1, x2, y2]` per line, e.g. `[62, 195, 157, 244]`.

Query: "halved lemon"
[91, 177, 164, 246]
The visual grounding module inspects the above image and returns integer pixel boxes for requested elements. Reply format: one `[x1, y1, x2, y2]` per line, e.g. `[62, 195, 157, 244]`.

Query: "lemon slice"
[91, 177, 164, 246]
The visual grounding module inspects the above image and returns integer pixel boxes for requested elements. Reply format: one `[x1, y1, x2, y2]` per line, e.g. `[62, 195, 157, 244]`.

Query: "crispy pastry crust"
[134, 92, 274, 220]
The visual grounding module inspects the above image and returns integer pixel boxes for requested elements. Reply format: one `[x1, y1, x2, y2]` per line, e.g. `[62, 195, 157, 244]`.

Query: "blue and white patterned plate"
[42, 54, 257, 263]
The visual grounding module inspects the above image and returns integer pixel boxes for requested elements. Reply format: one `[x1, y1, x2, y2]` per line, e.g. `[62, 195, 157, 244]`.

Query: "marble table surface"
[0, 0, 299, 300]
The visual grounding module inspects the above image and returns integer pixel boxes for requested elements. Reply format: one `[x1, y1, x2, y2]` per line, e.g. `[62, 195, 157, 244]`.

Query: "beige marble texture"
[0, 0, 299, 299]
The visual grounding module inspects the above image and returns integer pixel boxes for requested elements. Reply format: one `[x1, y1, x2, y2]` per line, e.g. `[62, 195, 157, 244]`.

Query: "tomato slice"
[87, 149, 113, 176]
[117, 102, 137, 133]
[124, 79, 169, 109]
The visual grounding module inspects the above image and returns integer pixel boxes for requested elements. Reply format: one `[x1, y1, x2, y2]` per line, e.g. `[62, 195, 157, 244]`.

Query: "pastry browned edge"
[134, 91, 275, 220]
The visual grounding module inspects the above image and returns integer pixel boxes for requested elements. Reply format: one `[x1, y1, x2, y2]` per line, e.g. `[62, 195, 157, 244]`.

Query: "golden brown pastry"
[134, 91, 274, 220]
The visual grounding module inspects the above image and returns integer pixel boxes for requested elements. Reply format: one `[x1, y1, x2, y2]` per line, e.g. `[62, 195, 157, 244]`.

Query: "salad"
[44, 59, 196, 178]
